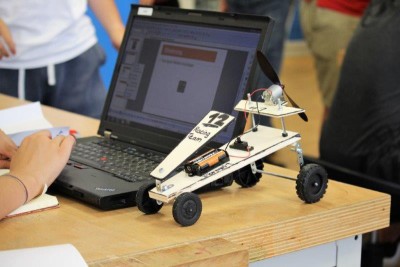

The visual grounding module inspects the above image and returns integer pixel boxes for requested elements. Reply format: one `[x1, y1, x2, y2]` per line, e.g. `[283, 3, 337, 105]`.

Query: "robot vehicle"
[136, 51, 328, 226]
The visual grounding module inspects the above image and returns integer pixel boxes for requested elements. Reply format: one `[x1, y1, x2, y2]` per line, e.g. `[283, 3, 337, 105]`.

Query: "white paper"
[0, 102, 52, 134]
[0, 102, 69, 145]
[6, 194, 59, 217]
[0, 244, 87, 267]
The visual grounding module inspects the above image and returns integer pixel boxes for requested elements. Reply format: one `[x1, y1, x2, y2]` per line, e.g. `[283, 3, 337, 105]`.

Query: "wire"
[243, 87, 269, 131]
[243, 88, 268, 120]
[224, 87, 268, 158]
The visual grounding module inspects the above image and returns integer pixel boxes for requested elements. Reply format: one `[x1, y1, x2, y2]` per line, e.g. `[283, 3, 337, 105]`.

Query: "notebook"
[52, 4, 273, 210]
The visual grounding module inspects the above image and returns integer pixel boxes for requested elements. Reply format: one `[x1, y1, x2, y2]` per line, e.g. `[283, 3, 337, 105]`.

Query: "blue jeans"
[0, 43, 107, 119]
[227, 0, 292, 126]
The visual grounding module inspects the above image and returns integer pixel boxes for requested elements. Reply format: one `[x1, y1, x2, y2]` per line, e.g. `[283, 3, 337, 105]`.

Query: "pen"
[69, 129, 80, 138]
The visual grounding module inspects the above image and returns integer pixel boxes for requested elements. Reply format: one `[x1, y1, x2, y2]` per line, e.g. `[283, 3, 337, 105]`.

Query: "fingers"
[59, 135, 76, 157]
[36, 130, 52, 139]
[51, 135, 75, 162]
[0, 19, 16, 56]
[20, 130, 74, 158]
[52, 134, 66, 146]
[52, 134, 75, 145]
[20, 130, 52, 143]
[0, 129, 17, 158]
[18, 130, 51, 148]
[0, 34, 16, 57]
[0, 160, 10, 169]
[25, 130, 72, 146]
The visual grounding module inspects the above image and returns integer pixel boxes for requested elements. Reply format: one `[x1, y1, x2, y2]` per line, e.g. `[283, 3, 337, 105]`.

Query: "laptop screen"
[100, 5, 272, 152]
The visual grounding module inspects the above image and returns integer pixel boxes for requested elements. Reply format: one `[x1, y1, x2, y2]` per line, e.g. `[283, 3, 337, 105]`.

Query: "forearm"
[0, 175, 29, 219]
[0, 131, 75, 220]
[0, 19, 16, 57]
[219, 0, 228, 12]
[88, 0, 125, 50]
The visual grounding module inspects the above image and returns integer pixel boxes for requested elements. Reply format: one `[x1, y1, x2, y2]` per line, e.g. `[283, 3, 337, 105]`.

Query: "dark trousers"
[0, 44, 107, 119]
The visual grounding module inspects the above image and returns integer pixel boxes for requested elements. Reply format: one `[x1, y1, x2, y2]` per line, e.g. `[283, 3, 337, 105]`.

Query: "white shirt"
[0, 0, 97, 69]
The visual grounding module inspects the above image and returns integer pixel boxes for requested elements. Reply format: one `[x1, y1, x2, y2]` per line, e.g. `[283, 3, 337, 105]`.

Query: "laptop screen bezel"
[98, 4, 273, 154]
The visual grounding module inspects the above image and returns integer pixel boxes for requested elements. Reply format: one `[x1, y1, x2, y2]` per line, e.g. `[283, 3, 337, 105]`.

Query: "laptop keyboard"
[70, 140, 165, 183]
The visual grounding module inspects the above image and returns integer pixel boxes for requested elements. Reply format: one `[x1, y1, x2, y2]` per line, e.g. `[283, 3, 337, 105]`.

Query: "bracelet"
[3, 174, 29, 204]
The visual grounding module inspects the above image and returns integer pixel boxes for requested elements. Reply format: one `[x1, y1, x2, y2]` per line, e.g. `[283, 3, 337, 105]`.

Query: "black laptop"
[52, 4, 273, 210]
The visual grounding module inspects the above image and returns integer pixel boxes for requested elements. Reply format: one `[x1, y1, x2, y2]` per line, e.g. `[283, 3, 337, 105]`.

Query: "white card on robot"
[150, 111, 234, 180]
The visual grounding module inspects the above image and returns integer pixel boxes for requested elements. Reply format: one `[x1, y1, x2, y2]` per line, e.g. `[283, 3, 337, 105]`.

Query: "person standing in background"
[319, 1, 400, 263]
[220, 0, 291, 76]
[300, 0, 370, 121]
[0, 0, 125, 119]
[220, 0, 293, 127]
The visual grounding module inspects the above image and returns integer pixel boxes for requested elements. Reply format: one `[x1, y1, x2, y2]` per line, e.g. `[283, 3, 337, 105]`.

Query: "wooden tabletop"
[0, 94, 391, 266]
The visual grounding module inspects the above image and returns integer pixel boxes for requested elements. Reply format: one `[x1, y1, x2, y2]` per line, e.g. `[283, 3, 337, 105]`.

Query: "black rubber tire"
[136, 182, 163, 214]
[233, 160, 264, 188]
[172, 192, 202, 226]
[296, 163, 328, 203]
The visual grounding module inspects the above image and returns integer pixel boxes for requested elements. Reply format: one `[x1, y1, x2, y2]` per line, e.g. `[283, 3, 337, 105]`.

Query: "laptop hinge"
[104, 130, 112, 140]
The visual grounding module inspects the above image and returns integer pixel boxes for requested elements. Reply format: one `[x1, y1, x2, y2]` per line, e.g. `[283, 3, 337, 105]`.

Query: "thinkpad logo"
[95, 187, 116, 192]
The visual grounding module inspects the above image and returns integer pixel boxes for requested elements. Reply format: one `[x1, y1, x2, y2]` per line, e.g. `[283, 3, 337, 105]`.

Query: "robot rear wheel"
[233, 160, 264, 188]
[296, 163, 328, 203]
[136, 182, 163, 214]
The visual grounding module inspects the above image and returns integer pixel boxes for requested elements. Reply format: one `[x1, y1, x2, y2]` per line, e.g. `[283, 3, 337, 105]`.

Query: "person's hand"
[9, 131, 75, 201]
[109, 25, 125, 50]
[0, 130, 17, 169]
[87, 0, 125, 51]
[219, 0, 229, 12]
[0, 18, 16, 59]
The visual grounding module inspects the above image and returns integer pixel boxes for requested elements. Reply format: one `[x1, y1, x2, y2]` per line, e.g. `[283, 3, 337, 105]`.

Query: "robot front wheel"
[173, 192, 202, 227]
[136, 182, 202, 227]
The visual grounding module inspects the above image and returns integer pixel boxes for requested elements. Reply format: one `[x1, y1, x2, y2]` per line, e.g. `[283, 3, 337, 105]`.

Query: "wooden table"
[0, 94, 391, 266]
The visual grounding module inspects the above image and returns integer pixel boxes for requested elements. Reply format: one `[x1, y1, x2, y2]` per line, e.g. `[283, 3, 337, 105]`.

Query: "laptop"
[51, 4, 273, 210]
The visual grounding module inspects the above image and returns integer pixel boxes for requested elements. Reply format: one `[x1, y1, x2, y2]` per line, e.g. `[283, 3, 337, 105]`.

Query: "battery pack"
[184, 148, 229, 176]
